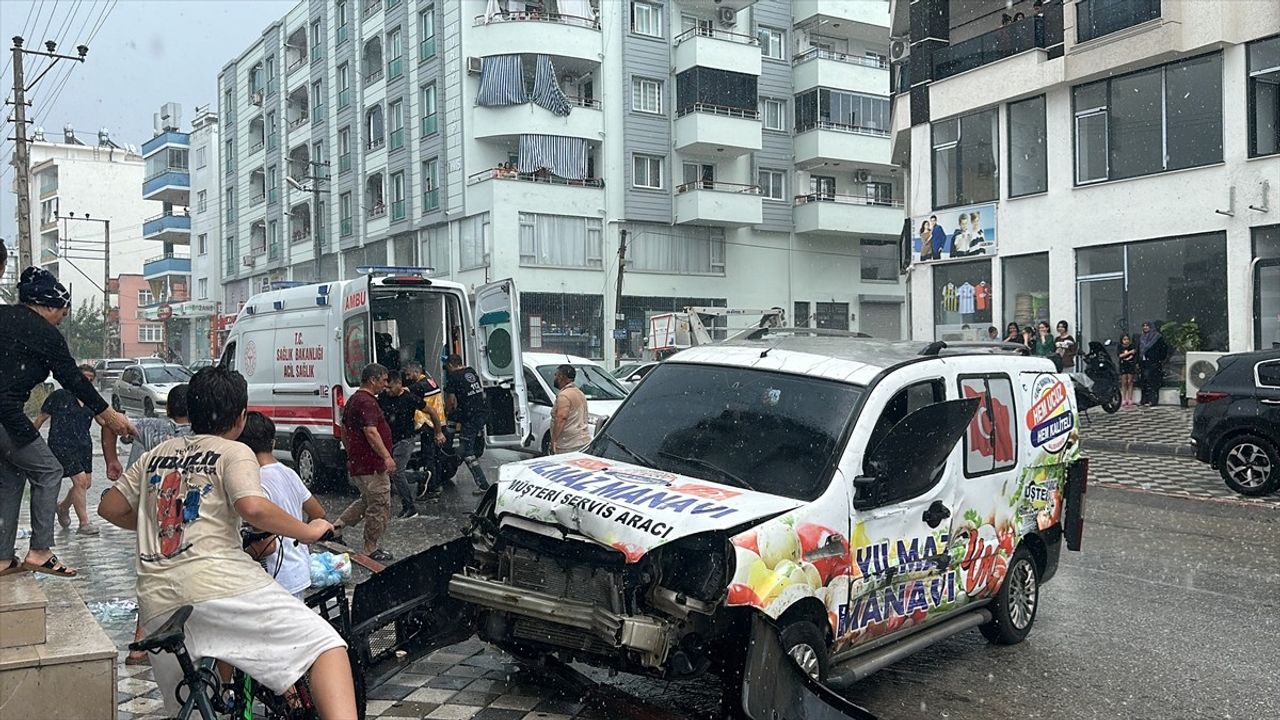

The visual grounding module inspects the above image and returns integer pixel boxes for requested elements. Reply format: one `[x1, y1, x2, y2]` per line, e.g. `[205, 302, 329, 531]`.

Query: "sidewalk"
[1078, 404, 1194, 458]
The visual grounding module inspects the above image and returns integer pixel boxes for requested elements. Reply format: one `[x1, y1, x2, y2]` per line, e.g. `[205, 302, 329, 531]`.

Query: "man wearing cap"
[0, 266, 134, 578]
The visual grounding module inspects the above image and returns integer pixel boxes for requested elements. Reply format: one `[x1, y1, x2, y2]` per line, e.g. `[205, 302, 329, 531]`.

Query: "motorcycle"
[1072, 340, 1121, 415]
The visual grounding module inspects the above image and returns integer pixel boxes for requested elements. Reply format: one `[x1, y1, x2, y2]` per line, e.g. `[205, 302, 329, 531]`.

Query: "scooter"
[1072, 340, 1121, 415]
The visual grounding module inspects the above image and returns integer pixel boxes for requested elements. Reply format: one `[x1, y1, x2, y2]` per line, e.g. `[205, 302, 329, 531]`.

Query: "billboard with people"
[911, 203, 998, 264]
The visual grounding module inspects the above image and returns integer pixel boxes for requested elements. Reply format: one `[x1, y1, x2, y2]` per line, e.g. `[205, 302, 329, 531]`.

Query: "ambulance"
[367, 330, 1087, 698]
[218, 267, 528, 488]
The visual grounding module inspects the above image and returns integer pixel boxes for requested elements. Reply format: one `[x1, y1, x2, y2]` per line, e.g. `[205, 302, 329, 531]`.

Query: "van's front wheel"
[980, 544, 1039, 645]
[779, 620, 828, 683]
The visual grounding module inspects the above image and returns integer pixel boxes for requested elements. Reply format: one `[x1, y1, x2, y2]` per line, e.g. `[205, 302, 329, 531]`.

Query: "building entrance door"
[1077, 275, 1127, 349]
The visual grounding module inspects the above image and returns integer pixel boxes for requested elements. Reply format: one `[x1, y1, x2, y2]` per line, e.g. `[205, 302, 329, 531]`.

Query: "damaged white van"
[429, 330, 1087, 690]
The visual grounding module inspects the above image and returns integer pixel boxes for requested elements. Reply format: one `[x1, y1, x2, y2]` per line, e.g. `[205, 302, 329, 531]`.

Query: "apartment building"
[891, 1, 1280, 373]
[215, 0, 905, 364]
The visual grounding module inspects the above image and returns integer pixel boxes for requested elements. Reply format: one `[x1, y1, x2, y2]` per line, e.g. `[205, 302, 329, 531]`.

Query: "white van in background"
[520, 352, 629, 456]
[219, 267, 529, 488]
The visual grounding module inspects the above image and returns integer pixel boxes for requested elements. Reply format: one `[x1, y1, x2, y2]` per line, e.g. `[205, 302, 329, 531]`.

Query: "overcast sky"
[2, 0, 298, 251]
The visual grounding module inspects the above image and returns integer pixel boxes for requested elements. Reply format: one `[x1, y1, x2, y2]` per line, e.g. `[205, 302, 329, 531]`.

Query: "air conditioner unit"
[466, 56, 483, 75]
[242, 255, 256, 267]
[891, 38, 909, 61]
[854, 169, 870, 183]
[1186, 352, 1227, 398]
[251, 91, 264, 106]
[717, 6, 736, 26]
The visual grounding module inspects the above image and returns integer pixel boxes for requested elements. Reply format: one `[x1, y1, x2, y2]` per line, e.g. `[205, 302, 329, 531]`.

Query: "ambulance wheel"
[294, 438, 326, 491]
[980, 544, 1039, 645]
[779, 619, 828, 683]
[540, 432, 552, 456]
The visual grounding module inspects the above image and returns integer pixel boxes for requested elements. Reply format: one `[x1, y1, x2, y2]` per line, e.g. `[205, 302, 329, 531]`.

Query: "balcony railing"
[287, 55, 306, 75]
[226, 207, 235, 223]
[249, 139, 265, 154]
[420, 36, 436, 61]
[472, 11, 600, 30]
[676, 103, 759, 120]
[422, 188, 439, 212]
[292, 229, 312, 244]
[387, 57, 403, 79]
[250, 193, 266, 207]
[1077, 0, 1158, 43]
[363, 0, 381, 19]
[312, 105, 324, 123]
[311, 46, 323, 63]
[365, 67, 384, 84]
[289, 115, 309, 129]
[421, 114, 438, 137]
[338, 88, 351, 108]
[268, 242, 281, 261]
[269, 187, 280, 204]
[368, 203, 387, 218]
[673, 26, 759, 46]
[676, 181, 760, 195]
[339, 153, 352, 172]
[792, 47, 888, 69]
[567, 95, 601, 109]
[267, 133, 279, 151]
[467, 168, 605, 187]
[933, 14, 1047, 81]
[391, 199, 405, 220]
[142, 131, 190, 156]
[794, 120, 891, 138]
[794, 192, 902, 208]
[389, 128, 404, 150]
[143, 212, 192, 237]
[144, 165, 190, 183]
[337, 25, 349, 45]
[367, 136, 386, 151]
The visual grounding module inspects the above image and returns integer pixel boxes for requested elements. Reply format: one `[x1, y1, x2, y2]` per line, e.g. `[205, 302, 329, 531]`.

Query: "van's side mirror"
[853, 397, 981, 511]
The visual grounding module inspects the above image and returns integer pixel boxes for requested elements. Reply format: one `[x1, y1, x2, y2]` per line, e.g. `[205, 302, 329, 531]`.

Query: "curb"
[1084, 439, 1196, 458]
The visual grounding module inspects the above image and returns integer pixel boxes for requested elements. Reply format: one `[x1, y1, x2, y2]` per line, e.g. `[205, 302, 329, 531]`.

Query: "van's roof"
[523, 352, 600, 367]
[239, 275, 467, 319]
[670, 330, 1054, 385]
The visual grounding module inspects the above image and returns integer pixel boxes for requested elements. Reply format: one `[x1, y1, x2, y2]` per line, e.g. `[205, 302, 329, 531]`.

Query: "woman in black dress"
[1117, 333, 1138, 407]
[1137, 321, 1169, 406]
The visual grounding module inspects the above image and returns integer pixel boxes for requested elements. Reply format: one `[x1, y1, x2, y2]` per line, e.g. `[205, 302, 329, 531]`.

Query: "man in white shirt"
[238, 411, 325, 600]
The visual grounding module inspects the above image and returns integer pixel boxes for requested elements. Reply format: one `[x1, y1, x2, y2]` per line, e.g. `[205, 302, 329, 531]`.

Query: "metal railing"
[794, 120, 890, 137]
[673, 26, 759, 46]
[933, 14, 1047, 81]
[339, 153, 352, 172]
[420, 114, 438, 136]
[1077, 0, 1158, 43]
[676, 102, 759, 120]
[365, 67, 384, 84]
[340, 218, 353, 236]
[336, 25, 349, 45]
[422, 188, 440, 212]
[144, 210, 191, 224]
[391, 199, 405, 220]
[250, 193, 266, 206]
[143, 165, 189, 182]
[249, 139, 265, 153]
[467, 167, 605, 187]
[389, 128, 404, 150]
[288, 115, 309, 129]
[363, 0, 382, 19]
[792, 47, 888, 69]
[676, 181, 761, 195]
[338, 88, 351, 108]
[793, 192, 903, 208]
[387, 58, 403, 79]
[291, 229, 312, 243]
[287, 55, 306, 74]
[419, 36, 436, 60]
[472, 11, 600, 30]
[144, 252, 191, 265]
[568, 95, 602, 109]
[367, 136, 386, 151]
[368, 203, 387, 218]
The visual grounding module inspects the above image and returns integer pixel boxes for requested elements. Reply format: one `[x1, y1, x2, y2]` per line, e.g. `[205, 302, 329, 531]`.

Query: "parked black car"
[1191, 349, 1280, 496]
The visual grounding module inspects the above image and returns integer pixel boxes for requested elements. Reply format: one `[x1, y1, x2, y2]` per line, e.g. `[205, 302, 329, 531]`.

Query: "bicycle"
[129, 552, 365, 719]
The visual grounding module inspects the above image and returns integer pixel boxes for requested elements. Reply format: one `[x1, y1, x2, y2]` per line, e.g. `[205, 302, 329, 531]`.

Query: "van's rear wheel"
[779, 619, 828, 683]
[980, 544, 1039, 645]
[294, 438, 327, 491]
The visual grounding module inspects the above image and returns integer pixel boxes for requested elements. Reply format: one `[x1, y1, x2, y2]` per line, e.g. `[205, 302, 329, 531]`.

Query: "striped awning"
[518, 134, 588, 179]
[531, 54, 571, 117]
[476, 54, 527, 107]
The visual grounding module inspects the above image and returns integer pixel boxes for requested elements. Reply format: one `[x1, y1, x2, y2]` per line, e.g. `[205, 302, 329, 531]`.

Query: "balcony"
[289, 115, 309, 130]
[792, 48, 889, 95]
[470, 10, 601, 63]
[792, 0, 890, 36]
[673, 27, 761, 76]
[142, 169, 191, 205]
[141, 130, 189, 157]
[368, 203, 387, 219]
[363, 0, 381, 19]
[143, 253, 192, 281]
[422, 188, 440, 213]
[793, 121, 891, 170]
[673, 104, 761, 157]
[143, 212, 192, 244]
[466, 168, 604, 217]
[932, 14, 1049, 81]
[793, 194, 903, 237]
[1077, 0, 1159, 44]
[472, 99, 603, 141]
[673, 181, 762, 227]
[365, 67, 384, 85]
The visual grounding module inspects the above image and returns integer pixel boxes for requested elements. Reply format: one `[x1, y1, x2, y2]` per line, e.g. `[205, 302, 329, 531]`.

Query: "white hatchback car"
[521, 352, 629, 455]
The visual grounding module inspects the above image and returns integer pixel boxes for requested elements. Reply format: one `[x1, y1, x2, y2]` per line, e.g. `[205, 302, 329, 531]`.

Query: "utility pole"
[8, 37, 89, 270]
[614, 229, 628, 361]
[310, 161, 329, 280]
[58, 212, 113, 357]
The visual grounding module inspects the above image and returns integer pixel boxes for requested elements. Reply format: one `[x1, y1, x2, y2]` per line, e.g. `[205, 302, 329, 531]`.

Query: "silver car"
[112, 364, 192, 417]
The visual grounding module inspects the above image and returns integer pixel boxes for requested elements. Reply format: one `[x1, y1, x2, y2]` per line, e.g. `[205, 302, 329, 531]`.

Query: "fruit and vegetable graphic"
[728, 518, 855, 621]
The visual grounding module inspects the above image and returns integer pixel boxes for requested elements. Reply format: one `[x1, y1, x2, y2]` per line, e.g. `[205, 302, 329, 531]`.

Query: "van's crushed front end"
[447, 455, 804, 676]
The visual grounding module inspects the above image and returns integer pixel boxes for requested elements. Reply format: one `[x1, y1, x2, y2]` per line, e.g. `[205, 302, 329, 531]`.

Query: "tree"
[61, 298, 107, 361]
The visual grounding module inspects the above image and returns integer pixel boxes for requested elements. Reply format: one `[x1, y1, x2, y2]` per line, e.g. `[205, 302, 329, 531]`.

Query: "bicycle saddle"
[129, 605, 194, 653]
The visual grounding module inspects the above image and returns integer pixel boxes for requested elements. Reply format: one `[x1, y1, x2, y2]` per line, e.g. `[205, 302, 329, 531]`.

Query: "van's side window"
[343, 315, 368, 387]
[525, 368, 551, 406]
[865, 380, 945, 462]
[958, 375, 1017, 477]
[222, 342, 237, 372]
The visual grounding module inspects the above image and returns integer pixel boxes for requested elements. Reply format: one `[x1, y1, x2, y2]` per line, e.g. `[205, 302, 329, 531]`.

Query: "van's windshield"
[590, 363, 863, 501]
[536, 365, 628, 401]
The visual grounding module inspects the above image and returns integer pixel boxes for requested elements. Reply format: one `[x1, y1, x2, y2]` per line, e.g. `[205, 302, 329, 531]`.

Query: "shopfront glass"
[1255, 225, 1280, 349]
[932, 260, 993, 341]
[1002, 253, 1050, 329]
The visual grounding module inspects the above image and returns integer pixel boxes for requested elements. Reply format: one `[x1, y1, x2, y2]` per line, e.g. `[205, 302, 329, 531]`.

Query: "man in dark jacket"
[0, 267, 134, 577]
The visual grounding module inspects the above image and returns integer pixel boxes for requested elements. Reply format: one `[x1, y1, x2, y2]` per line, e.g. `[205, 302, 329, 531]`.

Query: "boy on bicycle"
[98, 367, 357, 719]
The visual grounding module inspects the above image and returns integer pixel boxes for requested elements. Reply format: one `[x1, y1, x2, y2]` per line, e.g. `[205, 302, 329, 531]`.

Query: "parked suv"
[1191, 349, 1280, 496]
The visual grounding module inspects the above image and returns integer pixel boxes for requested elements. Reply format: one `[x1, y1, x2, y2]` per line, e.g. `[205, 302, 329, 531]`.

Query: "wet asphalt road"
[311, 449, 1280, 720]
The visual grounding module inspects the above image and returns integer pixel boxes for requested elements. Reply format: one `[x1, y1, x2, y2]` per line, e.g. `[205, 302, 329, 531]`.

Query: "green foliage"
[1159, 321, 1201, 353]
[61, 298, 107, 362]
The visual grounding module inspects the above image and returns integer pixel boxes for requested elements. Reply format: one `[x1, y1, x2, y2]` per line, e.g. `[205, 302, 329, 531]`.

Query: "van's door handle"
[922, 500, 951, 528]
[1262, 399, 1280, 405]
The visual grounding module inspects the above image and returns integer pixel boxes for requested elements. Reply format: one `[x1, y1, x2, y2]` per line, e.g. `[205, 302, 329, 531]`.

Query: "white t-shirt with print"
[257, 462, 314, 596]
[115, 435, 273, 626]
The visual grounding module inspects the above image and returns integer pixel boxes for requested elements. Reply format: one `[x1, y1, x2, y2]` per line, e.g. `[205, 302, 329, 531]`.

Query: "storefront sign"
[911, 203, 998, 264]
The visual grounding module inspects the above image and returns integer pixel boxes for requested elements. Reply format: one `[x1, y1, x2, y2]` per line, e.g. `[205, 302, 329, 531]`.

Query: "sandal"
[124, 652, 150, 666]
[21, 554, 77, 578]
[0, 559, 27, 578]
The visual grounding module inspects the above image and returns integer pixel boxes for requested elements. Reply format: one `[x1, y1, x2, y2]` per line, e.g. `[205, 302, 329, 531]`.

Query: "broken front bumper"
[448, 573, 674, 668]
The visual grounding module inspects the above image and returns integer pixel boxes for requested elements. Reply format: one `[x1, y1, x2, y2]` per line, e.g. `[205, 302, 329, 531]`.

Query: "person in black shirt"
[33, 365, 101, 536]
[379, 371, 425, 518]
[0, 267, 134, 578]
[444, 354, 490, 494]
[401, 362, 446, 499]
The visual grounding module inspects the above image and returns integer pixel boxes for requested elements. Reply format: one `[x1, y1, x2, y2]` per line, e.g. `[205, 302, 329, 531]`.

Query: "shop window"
[520, 293, 605, 359]
[1254, 225, 1280, 349]
[1248, 36, 1280, 158]
[1072, 53, 1223, 184]
[1003, 253, 1050, 328]
[815, 302, 849, 330]
[932, 109, 997, 209]
[932, 260, 993, 341]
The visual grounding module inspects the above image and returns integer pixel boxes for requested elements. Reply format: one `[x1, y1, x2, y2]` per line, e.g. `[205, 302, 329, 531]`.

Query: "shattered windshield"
[591, 363, 862, 500]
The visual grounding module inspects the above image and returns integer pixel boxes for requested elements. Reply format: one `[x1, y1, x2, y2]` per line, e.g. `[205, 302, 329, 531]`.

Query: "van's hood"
[494, 453, 804, 563]
[587, 399, 624, 417]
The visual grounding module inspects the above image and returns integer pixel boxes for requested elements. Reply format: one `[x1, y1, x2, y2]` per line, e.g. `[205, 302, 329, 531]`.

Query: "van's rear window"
[591, 363, 862, 501]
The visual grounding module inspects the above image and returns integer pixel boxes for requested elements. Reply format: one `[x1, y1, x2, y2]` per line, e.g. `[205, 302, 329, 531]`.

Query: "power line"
[0, 0, 89, 142]
[0, 0, 49, 79]
[34, 0, 113, 128]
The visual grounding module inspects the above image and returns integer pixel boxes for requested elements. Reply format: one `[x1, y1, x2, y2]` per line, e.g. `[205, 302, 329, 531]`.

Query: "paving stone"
[425, 705, 481, 720]
[449, 690, 501, 707]
[472, 709, 528, 720]
[428, 675, 475, 690]
[488, 694, 541, 712]
[445, 664, 490, 679]
[117, 697, 165, 715]
[404, 687, 459, 705]
[368, 683, 418, 701]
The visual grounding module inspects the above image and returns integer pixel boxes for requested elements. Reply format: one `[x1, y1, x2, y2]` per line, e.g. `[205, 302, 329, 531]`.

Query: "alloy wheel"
[787, 643, 821, 681]
[1225, 443, 1272, 489]
[1008, 559, 1038, 630]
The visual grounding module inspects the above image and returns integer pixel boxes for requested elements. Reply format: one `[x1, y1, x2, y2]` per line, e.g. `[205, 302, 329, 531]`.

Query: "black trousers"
[1140, 363, 1163, 405]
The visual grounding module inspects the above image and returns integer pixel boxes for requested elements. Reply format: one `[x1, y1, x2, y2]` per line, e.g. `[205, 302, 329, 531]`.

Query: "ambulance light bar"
[357, 265, 435, 276]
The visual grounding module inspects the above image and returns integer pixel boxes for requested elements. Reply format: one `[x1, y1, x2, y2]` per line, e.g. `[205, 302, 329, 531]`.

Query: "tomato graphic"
[796, 523, 851, 584]
[727, 583, 762, 607]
